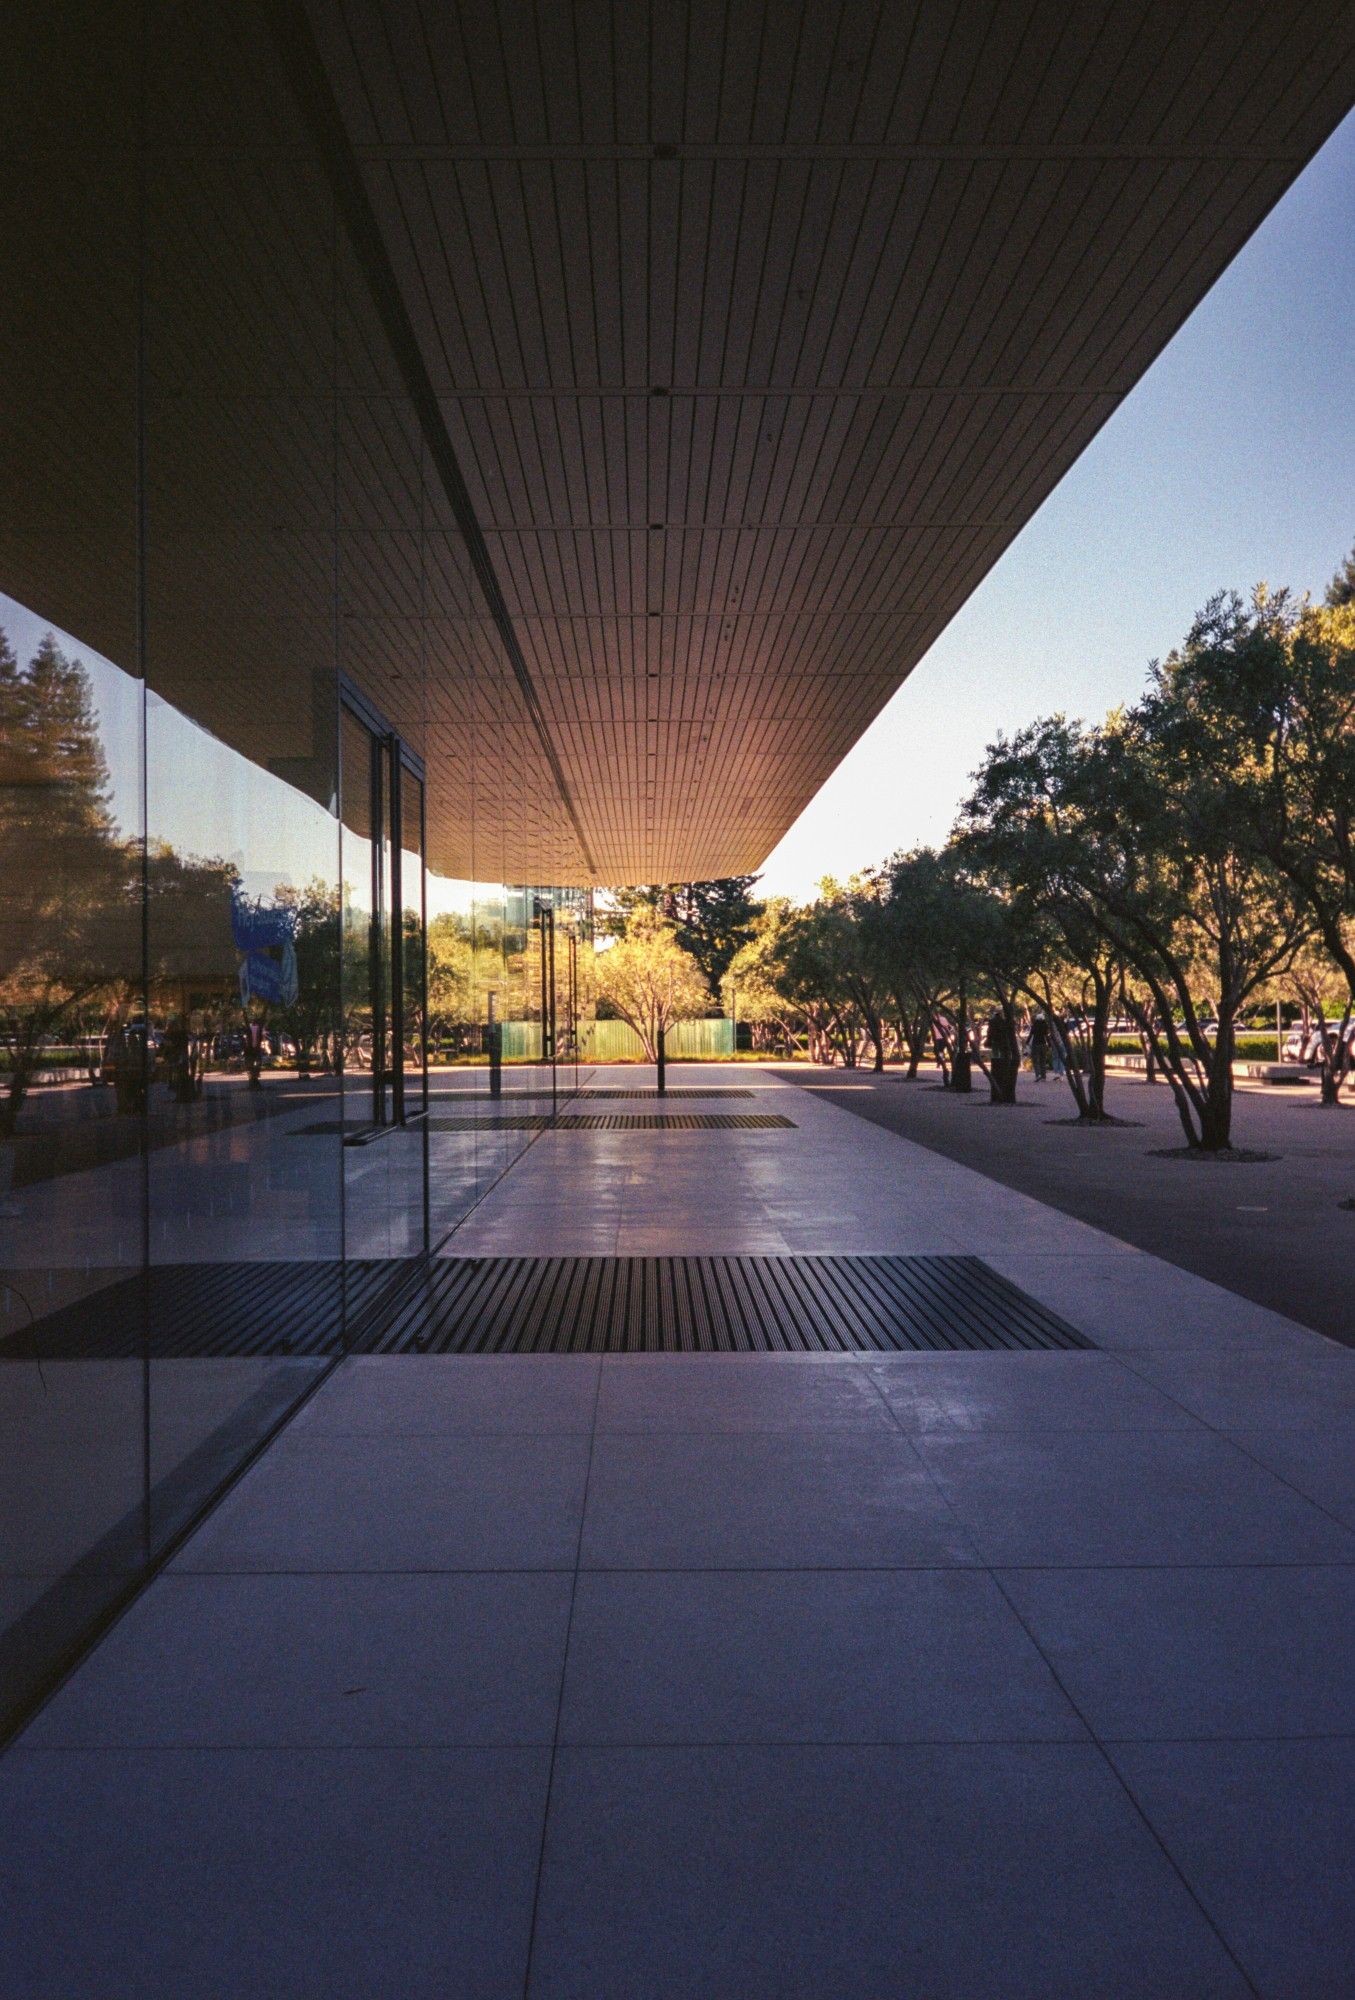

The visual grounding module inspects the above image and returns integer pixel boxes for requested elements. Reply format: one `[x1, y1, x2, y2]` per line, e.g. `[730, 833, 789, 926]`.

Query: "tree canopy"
[593, 910, 709, 1060]
[604, 876, 762, 992]
[729, 556, 1355, 1150]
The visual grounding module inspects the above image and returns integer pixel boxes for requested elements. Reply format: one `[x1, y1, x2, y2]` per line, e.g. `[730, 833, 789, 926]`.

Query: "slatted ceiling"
[8, 9, 1352, 887]
[308, 0, 1355, 881]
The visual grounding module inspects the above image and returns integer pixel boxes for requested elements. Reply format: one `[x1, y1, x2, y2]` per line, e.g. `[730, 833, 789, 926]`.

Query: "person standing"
[1030, 1011, 1051, 1082]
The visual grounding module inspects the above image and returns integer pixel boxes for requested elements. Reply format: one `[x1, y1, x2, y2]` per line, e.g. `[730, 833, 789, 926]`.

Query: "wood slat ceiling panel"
[301, 0, 1355, 883]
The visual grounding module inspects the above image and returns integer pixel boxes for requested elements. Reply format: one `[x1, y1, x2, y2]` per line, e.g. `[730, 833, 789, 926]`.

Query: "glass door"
[340, 695, 428, 1285]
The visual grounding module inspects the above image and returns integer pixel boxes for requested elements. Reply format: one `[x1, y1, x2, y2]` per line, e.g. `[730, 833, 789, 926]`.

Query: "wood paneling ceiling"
[309, 0, 1355, 885]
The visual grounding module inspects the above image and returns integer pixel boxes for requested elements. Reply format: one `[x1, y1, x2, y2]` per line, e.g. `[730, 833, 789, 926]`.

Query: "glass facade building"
[0, 6, 592, 1738]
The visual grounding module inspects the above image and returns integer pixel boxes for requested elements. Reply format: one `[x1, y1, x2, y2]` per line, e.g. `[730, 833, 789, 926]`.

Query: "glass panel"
[340, 712, 427, 1272]
[0, 16, 145, 1733]
[374, 739, 394, 1121]
[0, 600, 145, 1730]
[141, 10, 343, 1552]
[401, 771, 427, 1126]
[341, 709, 377, 1129]
[0, 0, 596, 1735]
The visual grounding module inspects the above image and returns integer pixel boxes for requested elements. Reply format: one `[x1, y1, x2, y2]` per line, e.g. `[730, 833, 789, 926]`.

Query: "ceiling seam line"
[263, 0, 600, 877]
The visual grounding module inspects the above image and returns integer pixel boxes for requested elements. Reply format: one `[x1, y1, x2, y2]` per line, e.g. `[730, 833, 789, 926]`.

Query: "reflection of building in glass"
[0, 0, 597, 1734]
[0, 574, 599, 1734]
[503, 884, 594, 934]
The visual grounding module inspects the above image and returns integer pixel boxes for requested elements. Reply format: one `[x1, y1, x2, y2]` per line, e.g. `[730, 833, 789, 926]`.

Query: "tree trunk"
[1087, 991, 1111, 1119]
[987, 1058, 1017, 1104]
[951, 991, 972, 1093]
[1196, 1034, 1235, 1151]
[1055, 1019, 1091, 1118]
[1197, 1091, 1233, 1150]
[0, 1064, 26, 1145]
[860, 1000, 885, 1073]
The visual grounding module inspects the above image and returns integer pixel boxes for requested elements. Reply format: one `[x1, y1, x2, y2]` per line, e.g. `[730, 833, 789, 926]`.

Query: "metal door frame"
[339, 677, 426, 1134]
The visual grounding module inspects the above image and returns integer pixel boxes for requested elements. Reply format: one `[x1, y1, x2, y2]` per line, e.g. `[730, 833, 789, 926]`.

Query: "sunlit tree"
[593, 910, 708, 1060]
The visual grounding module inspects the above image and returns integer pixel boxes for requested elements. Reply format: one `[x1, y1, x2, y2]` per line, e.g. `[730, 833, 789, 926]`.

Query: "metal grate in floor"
[3, 1260, 400, 1360]
[555, 1113, 794, 1131]
[5, 1256, 1092, 1358]
[577, 1087, 756, 1099]
[369, 1255, 1093, 1354]
[425, 1113, 788, 1132]
[428, 1116, 554, 1132]
[292, 1116, 555, 1135]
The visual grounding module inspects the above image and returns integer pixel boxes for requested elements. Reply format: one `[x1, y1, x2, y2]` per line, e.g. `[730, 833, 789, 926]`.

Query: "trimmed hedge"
[1104, 1033, 1279, 1060]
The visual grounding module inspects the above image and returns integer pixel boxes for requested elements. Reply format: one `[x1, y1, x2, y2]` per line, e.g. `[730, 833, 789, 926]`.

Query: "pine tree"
[1324, 542, 1355, 607]
[0, 630, 134, 1138]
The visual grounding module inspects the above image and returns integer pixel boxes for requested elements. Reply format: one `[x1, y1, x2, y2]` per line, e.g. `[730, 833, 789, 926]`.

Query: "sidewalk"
[3, 1065, 1352, 1996]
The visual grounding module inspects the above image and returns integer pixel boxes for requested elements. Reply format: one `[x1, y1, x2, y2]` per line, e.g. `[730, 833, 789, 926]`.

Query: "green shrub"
[1104, 1032, 1279, 1060]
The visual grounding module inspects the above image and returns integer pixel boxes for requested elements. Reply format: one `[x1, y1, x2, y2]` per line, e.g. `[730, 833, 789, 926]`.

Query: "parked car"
[1281, 1022, 1355, 1067]
[211, 1027, 292, 1069]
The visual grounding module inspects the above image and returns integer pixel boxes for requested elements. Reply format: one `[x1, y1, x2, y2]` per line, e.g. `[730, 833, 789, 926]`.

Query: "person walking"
[984, 1009, 1019, 1102]
[1030, 1011, 1051, 1082]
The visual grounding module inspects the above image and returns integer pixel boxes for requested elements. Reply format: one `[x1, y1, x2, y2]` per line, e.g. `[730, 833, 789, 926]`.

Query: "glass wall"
[0, 1, 595, 1738]
[0, 7, 147, 1742]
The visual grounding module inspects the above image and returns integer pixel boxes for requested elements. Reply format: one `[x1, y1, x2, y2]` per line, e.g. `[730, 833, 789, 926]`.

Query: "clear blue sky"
[760, 109, 1355, 904]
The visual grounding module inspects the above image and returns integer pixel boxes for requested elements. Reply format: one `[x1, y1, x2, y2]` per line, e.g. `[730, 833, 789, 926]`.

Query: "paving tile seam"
[244, 1421, 1276, 1446]
[986, 1555, 1266, 1997]
[1090, 1730, 1355, 1746]
[856, 1352, 1265, 1998]
[164, 1558, 1355, 1581]
[1110, 1350, 1355, 1541]
[520, 1352, 606, 2000]
[21, 1733, 1355, 1760]
[286, 1427, 601, 1439]
[1096, 1738, 1284, 2000]
[999, 1551, 1273, 1995]
[8, 1732, 1123, 1754]
[557, 1731, 1355, 1750]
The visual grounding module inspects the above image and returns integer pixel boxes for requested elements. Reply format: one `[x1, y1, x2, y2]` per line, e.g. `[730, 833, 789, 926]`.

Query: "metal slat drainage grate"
[370, 1255, 1093, 1354]
[428, 1116, 555, 1132]
[577, 1087, 756, 1099]
[5, 1256, 1092, 1359]
[3, 1260, 402, 1360]
[554, 1113, 794, 1131]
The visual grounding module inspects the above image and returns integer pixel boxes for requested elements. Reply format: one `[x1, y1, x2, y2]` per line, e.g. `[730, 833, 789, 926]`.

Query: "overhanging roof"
[3, 6, 1353, 890]
[306, 0, 1355, 884]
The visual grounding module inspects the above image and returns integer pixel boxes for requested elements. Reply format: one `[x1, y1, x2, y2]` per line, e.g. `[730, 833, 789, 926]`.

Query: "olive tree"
[593, 910, 708, 1060]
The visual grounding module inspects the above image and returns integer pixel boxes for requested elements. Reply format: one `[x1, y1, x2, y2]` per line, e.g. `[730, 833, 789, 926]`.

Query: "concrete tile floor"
[3, 1064, 1353, 1996]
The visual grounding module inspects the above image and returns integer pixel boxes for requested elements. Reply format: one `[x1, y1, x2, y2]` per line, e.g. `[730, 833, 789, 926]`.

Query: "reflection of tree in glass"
[0, 630, 137, 1139]
[274, 878, 341, 1074]
[146, 841, 240, 1097]
[339, 876, 373, 1070]
[0, 624, 288, 1130]
[427, 911, 501, 1055]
